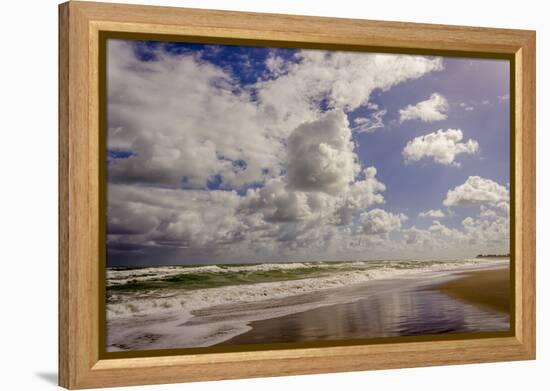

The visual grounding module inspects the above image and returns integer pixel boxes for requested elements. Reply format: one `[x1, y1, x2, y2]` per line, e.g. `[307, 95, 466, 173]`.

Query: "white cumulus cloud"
[399, 93, 448, 123]
[104, 40, 463, 263]
[107, 40, 444, 191]
[359, 209, 407, 236]
[443, 176, 509, 207]
[402, 129, 479, 166]
[418, 209, 445, 218]
[286, 110, 360, 194]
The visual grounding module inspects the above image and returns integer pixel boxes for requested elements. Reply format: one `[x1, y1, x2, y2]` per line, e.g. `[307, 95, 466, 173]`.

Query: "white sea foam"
[107, 265, 228, 286]
[106, 261, 362, 286]
[106, 258, 506, 286]
[106, 258, 507, 320]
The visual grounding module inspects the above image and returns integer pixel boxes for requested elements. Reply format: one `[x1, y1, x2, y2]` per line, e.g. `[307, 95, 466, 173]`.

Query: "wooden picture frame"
[59, 1, 536, 389]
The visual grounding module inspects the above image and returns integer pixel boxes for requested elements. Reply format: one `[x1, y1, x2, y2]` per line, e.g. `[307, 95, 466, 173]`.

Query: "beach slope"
[433, 267, 510, 313]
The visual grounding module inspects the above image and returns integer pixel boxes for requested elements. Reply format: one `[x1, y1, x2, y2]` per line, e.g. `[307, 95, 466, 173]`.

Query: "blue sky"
[106, 39, 510, 266]
[354, 57, 509, 231]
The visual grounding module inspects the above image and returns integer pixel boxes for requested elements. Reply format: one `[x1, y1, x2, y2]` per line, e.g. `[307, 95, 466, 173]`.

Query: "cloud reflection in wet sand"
[223, 277, 509, 345]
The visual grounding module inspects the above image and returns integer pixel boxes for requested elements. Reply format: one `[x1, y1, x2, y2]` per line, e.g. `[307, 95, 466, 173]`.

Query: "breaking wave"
[106, 258, 508, 321]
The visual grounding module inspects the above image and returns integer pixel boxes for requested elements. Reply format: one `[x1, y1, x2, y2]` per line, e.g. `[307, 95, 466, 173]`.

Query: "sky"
[105, 39, 510, 266]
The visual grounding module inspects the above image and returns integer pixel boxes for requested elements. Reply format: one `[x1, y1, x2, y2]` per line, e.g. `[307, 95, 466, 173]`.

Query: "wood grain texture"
[58, 1, 536, 388]
[58, 3, 70, 387]
[517, 35, 536, 354]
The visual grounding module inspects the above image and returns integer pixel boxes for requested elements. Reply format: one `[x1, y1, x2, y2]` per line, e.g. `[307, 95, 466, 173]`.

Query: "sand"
[106, 261, 511, 350]
[432, 267, 510, 313]
[223, 268, 510, 346]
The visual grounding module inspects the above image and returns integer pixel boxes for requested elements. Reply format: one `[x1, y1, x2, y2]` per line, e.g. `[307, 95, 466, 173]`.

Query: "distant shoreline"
[475, 254, 510, 259]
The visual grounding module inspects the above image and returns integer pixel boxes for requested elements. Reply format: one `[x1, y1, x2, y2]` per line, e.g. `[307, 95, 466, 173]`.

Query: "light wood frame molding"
[59, 1, 536, 389]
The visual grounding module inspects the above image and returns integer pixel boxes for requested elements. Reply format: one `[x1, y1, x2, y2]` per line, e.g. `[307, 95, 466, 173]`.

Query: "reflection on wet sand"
[223, 274, 510, 345]
[106, 266, 510, 350]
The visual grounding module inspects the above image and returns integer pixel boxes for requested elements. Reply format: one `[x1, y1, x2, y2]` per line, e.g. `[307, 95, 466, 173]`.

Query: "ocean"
[106, 258, 509, 351]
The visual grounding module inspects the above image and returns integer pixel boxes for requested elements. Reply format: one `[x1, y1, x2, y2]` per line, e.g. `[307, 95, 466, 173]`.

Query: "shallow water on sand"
[223, 276, 509, 345]
[107, 265, 509, 351]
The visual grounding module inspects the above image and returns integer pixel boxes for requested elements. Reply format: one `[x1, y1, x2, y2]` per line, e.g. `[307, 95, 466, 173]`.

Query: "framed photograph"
[59, 1, 536, 389]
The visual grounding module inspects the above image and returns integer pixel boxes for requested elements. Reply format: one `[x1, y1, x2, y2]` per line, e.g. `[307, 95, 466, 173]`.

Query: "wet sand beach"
[106, 260, 510, 351]
[223, 266, 510, 346]
[433, 267, 510, 313]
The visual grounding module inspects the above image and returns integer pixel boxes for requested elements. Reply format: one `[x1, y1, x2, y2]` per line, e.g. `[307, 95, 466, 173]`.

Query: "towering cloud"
[286, 110, 359, 194]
